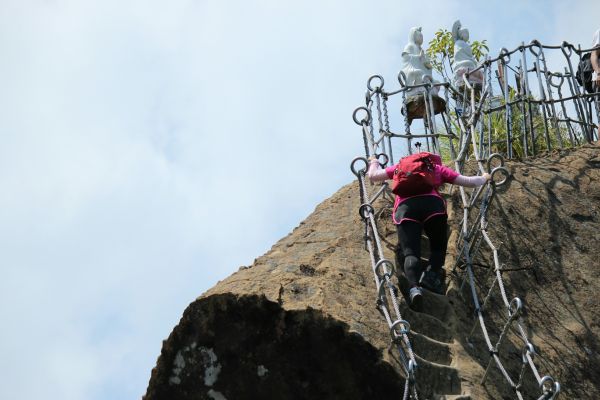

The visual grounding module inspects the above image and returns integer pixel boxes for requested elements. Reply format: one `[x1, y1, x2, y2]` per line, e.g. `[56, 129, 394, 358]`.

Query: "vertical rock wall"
[145, 144, 600, 400]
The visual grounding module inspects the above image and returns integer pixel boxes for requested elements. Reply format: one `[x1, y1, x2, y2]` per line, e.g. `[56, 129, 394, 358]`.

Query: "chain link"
[356, 171, 419, 397]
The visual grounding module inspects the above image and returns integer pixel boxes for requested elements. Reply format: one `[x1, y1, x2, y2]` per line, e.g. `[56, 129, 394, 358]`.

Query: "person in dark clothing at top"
[367, 154, 490, 311]
[591, 29, 600, 139]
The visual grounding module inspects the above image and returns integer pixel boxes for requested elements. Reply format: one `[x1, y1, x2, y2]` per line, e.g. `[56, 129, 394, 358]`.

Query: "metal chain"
[354, 169, 419, 398]
[382, 94, 394, 164]
[350, 139, 418, 395]
[375, 92, 388, 157]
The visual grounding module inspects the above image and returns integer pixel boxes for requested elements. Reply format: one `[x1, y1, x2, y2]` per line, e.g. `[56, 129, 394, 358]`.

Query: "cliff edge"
[144, 143, 600, 399]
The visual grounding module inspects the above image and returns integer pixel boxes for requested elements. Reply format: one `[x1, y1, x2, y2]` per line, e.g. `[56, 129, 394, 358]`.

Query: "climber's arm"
[367, 158, 392, 183]
[453, 173, 491, 187]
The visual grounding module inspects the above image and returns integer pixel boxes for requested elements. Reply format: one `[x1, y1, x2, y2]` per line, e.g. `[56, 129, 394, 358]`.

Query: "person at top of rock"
[401, 27, 435, 92]
[592, 29, 600, 139]
[451, 20, 483, 87]
[452, 20, 476, 72]
[367, 150, 490, 311]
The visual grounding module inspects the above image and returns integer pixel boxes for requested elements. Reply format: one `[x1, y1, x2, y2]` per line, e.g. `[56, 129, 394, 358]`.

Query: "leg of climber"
[396, 221, 424, 311]
[421, 213, 448, 294]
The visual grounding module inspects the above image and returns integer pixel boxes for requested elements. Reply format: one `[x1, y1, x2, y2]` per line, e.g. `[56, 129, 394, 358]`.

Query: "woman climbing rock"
[367, 152, 490, 311]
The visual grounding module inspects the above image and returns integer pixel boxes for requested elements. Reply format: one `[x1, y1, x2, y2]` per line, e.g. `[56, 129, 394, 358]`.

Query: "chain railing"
[351, 156, 419, 400]
[351, 104, 419, 399]
[348, 39, 599, 399]
[459, 40, 599, 158]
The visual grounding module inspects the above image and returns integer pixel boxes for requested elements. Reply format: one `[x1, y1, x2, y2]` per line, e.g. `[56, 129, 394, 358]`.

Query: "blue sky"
[0, 1, 597, 399]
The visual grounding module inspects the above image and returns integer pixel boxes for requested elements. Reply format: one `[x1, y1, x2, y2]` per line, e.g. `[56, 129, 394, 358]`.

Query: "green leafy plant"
[438, 87, 579, 161]
[427, 28, 577, 161]
[426, 29, 489, 81]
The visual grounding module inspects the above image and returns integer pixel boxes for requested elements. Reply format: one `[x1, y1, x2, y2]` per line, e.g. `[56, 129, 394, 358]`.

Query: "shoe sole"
[410, 293, 423, 312]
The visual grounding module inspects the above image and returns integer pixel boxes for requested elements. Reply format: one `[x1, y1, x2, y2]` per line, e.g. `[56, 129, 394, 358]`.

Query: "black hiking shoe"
[409, 286, 423, 312]
[420, 268, 444, 294]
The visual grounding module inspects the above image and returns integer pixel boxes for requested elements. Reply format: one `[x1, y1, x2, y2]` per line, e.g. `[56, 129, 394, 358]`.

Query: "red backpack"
[391, 152, 441, 196]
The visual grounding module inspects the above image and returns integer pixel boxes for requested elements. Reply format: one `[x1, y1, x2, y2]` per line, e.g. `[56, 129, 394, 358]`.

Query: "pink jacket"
[367, 159, 488, 223]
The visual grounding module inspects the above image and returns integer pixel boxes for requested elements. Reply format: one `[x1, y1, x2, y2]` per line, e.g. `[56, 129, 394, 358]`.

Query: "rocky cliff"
[144, 144, 600, 400]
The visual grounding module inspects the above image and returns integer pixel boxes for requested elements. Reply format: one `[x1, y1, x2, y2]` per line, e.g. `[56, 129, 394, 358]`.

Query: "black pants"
[395, 196, 448, 287]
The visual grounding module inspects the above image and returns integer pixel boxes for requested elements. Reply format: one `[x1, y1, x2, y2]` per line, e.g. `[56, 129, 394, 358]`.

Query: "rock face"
[144, 294, 405, 400]
[145, 144, 600, 400]
[464, 144, 600, 399]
